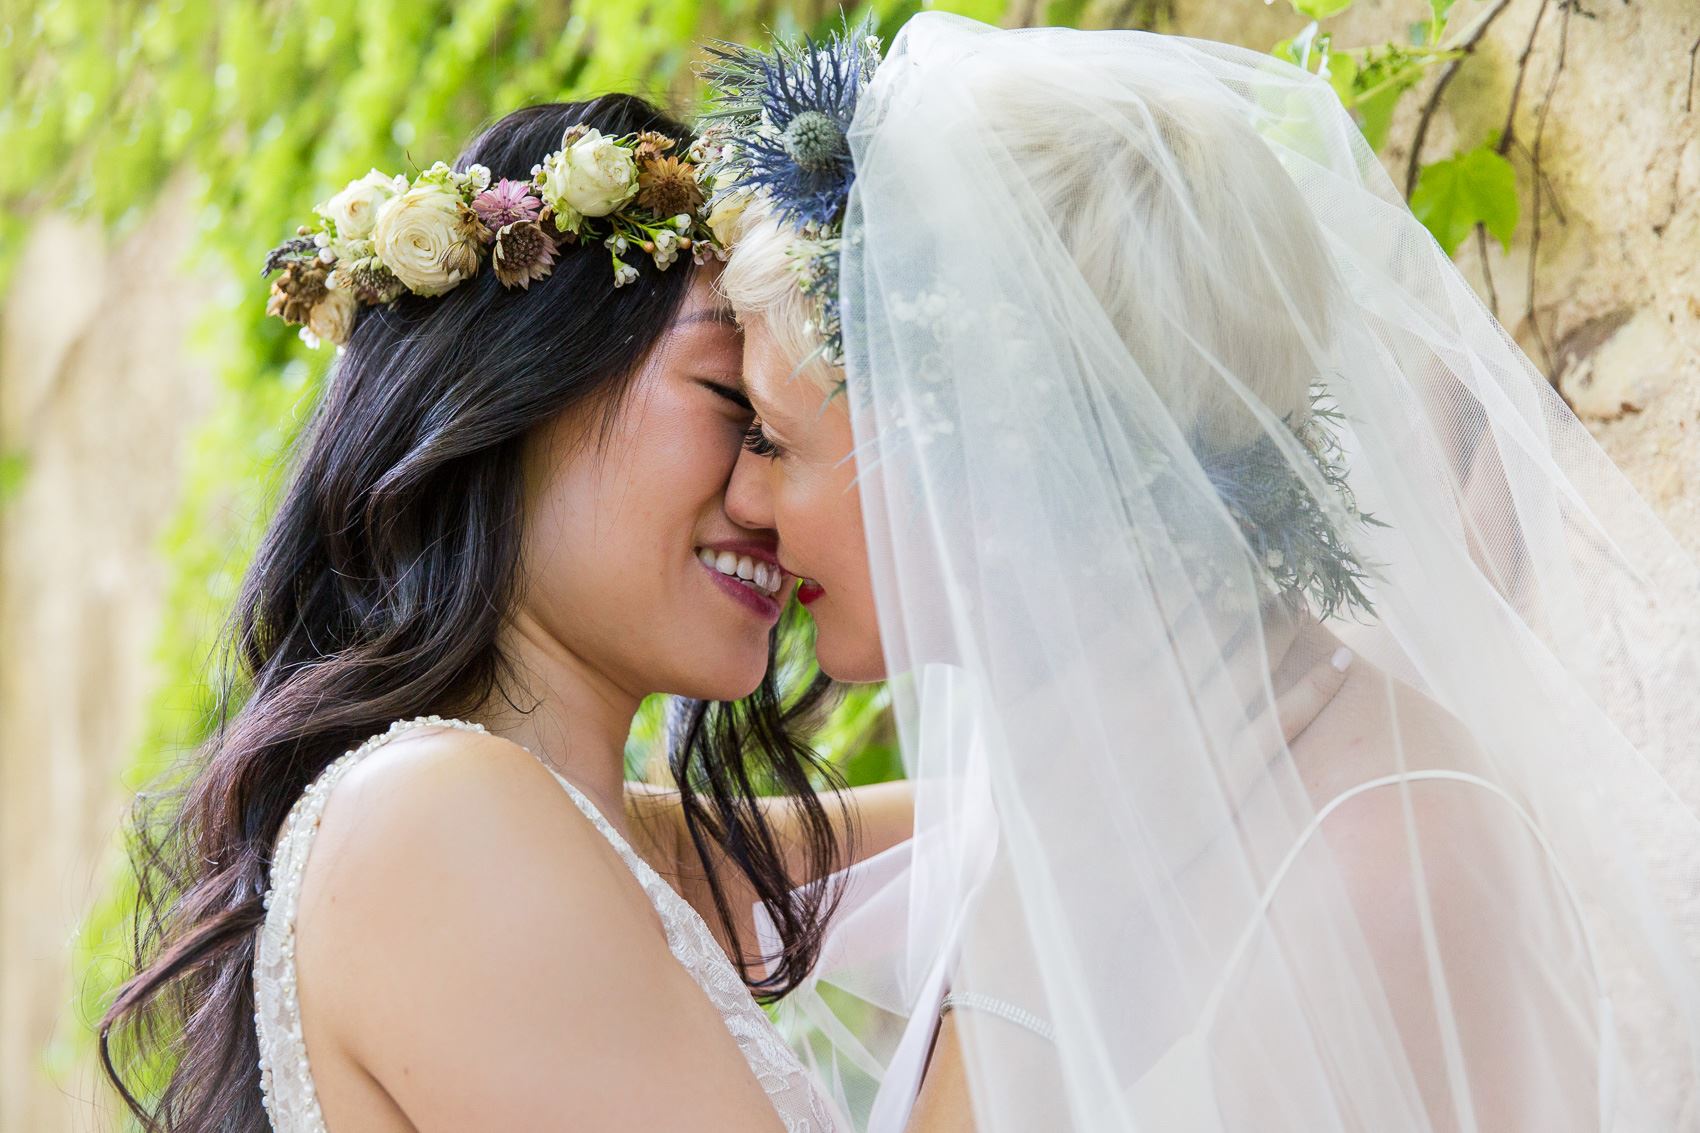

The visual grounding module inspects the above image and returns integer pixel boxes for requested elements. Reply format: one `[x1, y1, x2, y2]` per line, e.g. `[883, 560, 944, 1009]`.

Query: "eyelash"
[703, 380, 754, 413]
[742, 421, 780, 459]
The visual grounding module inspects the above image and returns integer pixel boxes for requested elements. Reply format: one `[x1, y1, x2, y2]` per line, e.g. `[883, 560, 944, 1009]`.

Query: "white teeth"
[697, 548, 780, 597]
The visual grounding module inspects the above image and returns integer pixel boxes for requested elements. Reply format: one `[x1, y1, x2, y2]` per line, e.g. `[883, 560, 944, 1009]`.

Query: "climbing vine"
[1273, 0, 1592, 375]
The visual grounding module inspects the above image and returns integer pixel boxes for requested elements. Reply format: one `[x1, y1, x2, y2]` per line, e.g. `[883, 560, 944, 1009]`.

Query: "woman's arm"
[907, 1012, 977, 1132]
[630, 776, 914, 972]
[630, 777, 915, 881]
[788, 778, 916, 874]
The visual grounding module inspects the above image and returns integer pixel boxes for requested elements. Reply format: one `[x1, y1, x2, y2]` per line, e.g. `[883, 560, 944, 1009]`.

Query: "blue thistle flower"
[700, 17, 880, 231]
[1195, 386, 1384, 620]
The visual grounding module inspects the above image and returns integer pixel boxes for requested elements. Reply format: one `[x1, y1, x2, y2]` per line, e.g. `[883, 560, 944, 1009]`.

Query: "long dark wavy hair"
[97, 94, 849, 1133]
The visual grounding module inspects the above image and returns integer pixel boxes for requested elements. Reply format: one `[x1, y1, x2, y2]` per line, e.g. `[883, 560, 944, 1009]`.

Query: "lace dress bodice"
[253, 715, 846, 1132]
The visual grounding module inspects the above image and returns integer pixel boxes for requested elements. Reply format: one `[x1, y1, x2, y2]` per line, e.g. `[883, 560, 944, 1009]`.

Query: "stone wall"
[1, 193, 219, 1131]
[1173, 0, 1700, 551]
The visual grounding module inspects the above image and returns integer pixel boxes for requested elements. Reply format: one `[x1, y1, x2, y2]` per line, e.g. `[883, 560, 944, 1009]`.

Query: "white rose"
[318, 169, 402, 240]
[371, 184, 484, 296]
[305, 287, 359, 347]
[706, 187, 752, 248]
[540, 128, 639, 219]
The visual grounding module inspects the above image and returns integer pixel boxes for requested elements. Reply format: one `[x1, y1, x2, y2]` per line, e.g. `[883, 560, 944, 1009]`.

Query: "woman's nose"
[725, 446, 776, 531]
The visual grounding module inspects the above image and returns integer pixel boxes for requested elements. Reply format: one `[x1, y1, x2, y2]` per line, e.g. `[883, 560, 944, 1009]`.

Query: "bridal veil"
[750, 14, 1700, 1130]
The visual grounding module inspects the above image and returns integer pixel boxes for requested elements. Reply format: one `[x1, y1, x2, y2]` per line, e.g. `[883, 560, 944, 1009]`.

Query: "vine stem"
[1404, 0, 1518, 199]
[1351, 46, 1462, 108]
[1476, 225, 1501, 318]
[1688, 33, 1700, 113]
[1498, 0, 1554, 155]
[1526, 0, 1575, 381]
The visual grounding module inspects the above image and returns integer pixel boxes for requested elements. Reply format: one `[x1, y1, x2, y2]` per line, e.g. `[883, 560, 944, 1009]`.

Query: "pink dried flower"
[471, 179, 543, 238]
[492, 220, 558, 289]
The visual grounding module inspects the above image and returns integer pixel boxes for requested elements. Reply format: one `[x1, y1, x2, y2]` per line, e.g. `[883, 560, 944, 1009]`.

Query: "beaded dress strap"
[253, 715, 490, 1132]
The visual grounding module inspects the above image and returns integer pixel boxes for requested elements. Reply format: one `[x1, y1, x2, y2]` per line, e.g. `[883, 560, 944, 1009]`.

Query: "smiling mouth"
[696, 548, 784, 599]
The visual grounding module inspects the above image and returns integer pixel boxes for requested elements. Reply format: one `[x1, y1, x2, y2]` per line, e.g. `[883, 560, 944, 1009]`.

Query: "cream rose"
[540, 128, 640, 220]
[706, 187, 752, 248]
[304, 287, 359, 347]
[371, 184, 483, 297]
[319, 169, 402, 240]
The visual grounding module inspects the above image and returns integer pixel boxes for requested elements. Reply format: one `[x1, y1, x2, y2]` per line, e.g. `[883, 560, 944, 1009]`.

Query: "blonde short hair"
[716, 194, 843, 391]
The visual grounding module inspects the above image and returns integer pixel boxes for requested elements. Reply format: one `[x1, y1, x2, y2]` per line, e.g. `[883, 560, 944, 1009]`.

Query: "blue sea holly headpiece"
[698, 18, 882, 366]
[700, 18, 880, 231]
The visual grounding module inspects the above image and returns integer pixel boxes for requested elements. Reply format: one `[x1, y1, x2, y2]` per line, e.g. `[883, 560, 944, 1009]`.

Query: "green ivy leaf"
[1045, 0, 1091, 26]
[0, 451, 28, 507]
[1290, 0, 1358, 19]
[1351, 70, 1406, 151]
[1427, 0, 1457, 44]
[923, 0, 1005, 22]
[1410, 140, 1520, 257]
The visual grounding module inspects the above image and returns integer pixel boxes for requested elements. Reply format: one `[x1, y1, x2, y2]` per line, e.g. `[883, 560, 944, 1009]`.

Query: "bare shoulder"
[286, 723, 787, 1129]
[295, 719, 651, 944]
[1294, 658, 1487, 807]
[1303, 668, 1567, 943]
[1297, 684, 1599, 1125]
[1293, 660, 1564, 923]
[326, 721, 569, 824]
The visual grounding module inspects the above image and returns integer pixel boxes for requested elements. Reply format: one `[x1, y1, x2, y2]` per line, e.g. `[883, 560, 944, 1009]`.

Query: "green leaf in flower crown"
[1409, 139, 1520, 257]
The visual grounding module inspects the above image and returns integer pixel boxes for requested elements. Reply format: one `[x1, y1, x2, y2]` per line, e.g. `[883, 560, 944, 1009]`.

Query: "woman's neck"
[472, 611, 640, 836]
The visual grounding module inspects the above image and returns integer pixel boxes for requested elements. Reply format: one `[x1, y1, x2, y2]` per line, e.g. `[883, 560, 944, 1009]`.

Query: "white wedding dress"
[252, 714, 846, 1132]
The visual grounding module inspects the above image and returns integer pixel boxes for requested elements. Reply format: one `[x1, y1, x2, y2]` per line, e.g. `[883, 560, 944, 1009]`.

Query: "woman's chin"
[674, 650, 770, 703]
[815, 632, 887, 685]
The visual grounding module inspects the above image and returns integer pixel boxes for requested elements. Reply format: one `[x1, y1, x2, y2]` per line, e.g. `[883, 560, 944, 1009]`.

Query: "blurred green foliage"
[8, 0, 942, 1104]
[3, 0, 1513, 1112]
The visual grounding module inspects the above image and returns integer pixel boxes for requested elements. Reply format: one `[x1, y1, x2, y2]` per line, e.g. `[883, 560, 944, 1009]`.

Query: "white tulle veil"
[749, 13, 1700, 1131]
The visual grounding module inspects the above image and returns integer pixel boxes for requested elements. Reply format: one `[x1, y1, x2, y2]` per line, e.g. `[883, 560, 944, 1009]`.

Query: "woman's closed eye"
[700, 379, 755, 416]
[742, 420, 781, 459]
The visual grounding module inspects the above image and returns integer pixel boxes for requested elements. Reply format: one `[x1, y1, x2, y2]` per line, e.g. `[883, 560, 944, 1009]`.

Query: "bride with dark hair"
[95, 93, 931, 1132]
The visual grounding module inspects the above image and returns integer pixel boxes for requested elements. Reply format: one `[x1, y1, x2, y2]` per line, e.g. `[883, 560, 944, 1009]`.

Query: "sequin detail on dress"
[252, 715, 844, 1132]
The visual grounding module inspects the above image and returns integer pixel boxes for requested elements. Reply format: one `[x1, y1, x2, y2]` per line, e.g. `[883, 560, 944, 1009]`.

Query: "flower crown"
[262, 125, 724, 349]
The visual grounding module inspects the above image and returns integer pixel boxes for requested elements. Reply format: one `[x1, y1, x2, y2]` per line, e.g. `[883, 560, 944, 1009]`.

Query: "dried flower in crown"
[261, 126, 726, 350]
